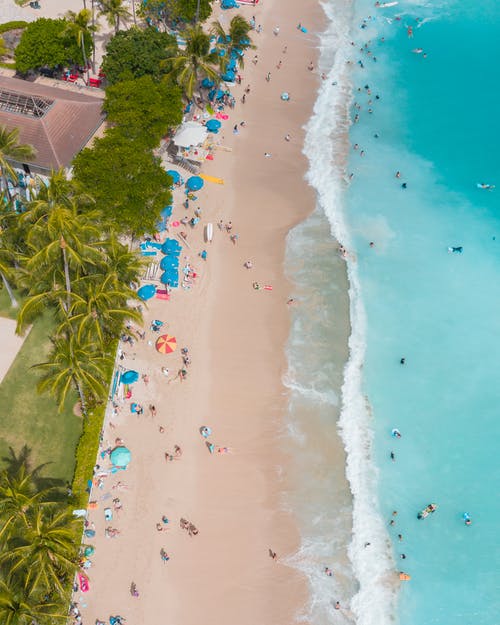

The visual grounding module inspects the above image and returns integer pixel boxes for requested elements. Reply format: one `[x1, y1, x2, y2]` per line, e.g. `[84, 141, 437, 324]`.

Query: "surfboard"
[205, 223, 213, 243]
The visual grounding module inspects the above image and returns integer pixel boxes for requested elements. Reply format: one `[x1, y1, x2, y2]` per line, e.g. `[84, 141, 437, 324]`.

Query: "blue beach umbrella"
[120, 370, 139, 385]
[206, 119, 222, 132]
[161, 239, 182, 254]
[208, 88, 225, 101]
[166, 169, 181, 184]
[201, 77, 215, 89]
[221, 70, 235, 82]
[186, 176, 204, 191]
[110, 446, 131, 468]
[137, 284, 156, 301]
[161, 205, 173, 217]
[161, 272, 179, 287]
[281, 92, 290, 101]
[160, 256, 179, 270]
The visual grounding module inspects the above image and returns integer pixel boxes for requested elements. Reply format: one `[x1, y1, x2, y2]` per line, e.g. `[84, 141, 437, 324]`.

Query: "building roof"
[0, 75, 105, 172]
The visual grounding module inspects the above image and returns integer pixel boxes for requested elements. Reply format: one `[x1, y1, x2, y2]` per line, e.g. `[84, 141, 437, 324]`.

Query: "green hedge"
[0, 62, 16, 69]
[71, 345, 117, 508]
[0, 21, 28, 34]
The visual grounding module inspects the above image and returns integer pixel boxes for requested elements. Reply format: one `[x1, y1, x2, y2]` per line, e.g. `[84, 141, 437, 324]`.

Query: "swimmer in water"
[392, 428, 402, 438]
[325, 567, 333, 577]
[407, 26, 413, 38]
[448, 246, 463, 254]
[400, 357, 406, 365]
[390, 451, 396, 461]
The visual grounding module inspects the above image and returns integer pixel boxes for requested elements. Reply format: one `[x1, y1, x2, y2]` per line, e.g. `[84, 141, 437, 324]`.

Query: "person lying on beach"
[160, 548, 170, 562]
[105, 527, 121, 538]
[156, 522, 169, 532]
[113, 498, 123, 512]
[188, 522, 199, 536]
[112, 481, 129, 490]
[165, 452, 180, 462]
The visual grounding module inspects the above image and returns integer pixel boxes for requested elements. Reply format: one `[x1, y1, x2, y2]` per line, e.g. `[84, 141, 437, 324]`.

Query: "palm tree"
[63, 9, 97, 85]
[98, 0, 132, 34]
[32, 334, 112, 414]
[164, 25, 220, 100]
[0, 243, 18, 309]
[0, 462, 59, 541]
[63, 273, 142, 346]
[22, 201, 102, 313]
[211, 15, 255, 70]
[0, 126, 36, 196]
[0, 577, 66, 625]
[98, 233, 144, 288]
[0, 505, 79, 598]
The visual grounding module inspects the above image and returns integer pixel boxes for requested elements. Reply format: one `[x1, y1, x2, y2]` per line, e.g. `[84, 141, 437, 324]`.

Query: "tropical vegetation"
[14, 18, 92, 75]
[103, 74, 183, 145]
[138, 0, 213, 30]
[0, 453, 80, 623]
[100, 27, 177, 85]
[98, 0, 132, 34]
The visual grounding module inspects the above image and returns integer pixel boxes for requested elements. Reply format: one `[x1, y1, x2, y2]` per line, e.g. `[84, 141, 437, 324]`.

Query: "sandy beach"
[72, 1, 328, 623]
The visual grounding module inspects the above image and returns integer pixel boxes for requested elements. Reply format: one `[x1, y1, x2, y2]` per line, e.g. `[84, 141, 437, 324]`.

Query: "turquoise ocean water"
[285, 0, 500, 623]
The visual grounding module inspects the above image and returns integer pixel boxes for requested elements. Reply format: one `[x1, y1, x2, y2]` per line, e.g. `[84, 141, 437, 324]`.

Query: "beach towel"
[216, 113, 229, 120]
[156, 293, 170, 300]
[78, 573, 89, 592]
[200, 174, 224, 184]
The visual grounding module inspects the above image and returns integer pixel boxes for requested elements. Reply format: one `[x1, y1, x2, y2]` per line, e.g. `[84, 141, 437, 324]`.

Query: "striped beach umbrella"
[155, 334, 177, 354]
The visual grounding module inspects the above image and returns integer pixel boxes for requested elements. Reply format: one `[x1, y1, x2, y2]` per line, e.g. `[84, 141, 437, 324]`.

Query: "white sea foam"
[299, 0, 398, 623]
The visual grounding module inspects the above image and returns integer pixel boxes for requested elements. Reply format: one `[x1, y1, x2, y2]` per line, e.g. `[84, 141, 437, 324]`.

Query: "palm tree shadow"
[2, 445, 66, 497]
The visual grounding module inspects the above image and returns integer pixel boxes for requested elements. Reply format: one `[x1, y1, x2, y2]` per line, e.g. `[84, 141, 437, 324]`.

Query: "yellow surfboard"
[199, 174, 224, 185]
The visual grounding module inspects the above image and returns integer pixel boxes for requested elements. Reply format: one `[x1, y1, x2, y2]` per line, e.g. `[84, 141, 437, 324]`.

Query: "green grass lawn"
[0, 290, 82, 483]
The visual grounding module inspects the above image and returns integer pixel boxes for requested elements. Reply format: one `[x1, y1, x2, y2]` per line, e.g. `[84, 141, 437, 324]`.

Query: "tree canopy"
[139, 0, 212, 30]
[14, 18, 90, 74]
[101, 27, 177, 85]
[103, 75, 183, 145]
[72, 130, 172, 236]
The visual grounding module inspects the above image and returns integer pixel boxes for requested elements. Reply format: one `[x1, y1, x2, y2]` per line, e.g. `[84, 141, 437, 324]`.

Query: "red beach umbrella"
[155, 334, 177, 354]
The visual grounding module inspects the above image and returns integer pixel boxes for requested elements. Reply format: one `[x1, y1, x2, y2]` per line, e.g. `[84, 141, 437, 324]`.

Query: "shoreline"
[75, 1, 342, 625]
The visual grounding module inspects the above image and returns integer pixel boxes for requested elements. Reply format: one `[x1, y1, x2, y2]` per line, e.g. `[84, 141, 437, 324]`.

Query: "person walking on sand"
[269, 548, 277, 560]
[266, 72, 271, 82]
[149, 404, 157, 418]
